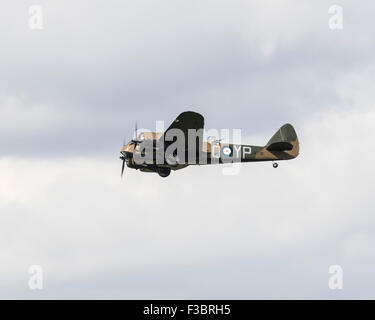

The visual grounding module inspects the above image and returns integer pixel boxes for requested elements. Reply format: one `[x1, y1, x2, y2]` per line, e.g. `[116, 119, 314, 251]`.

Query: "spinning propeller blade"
[121, 157, 126, 178]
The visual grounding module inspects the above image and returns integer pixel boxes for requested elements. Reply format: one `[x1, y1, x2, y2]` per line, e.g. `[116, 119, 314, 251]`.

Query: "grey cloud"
[1, 0, 375, 300]
[1, 1, 375, 156]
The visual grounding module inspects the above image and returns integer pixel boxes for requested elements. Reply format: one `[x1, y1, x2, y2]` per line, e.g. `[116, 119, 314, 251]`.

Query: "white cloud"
[0, 94, 68, 135]
[1, 103, 375, 298]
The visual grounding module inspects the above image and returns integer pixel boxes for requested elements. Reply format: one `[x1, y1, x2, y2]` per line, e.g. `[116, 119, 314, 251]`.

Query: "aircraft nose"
[121, 146, 128, 153]
[121, 144, 132, 153]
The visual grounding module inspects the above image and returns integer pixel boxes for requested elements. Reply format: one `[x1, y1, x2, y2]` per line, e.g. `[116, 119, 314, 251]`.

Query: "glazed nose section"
[121, 143, 132, 153]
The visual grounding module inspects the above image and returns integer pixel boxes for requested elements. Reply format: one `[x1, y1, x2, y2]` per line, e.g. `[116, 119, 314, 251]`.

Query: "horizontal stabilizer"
[266, 141, 293, 151]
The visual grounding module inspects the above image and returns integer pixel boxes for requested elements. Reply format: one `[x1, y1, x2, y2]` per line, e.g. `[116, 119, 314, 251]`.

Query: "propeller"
[131, 121, 142, 146]
[121, 156, 126, 178]
[120, 121, 141, 179]
[134, 121, 138, 141]
[120, 135, 127, 178]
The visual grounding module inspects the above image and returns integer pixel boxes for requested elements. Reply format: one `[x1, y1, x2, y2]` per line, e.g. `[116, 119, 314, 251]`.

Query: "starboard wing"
[159, 111, 205, 150]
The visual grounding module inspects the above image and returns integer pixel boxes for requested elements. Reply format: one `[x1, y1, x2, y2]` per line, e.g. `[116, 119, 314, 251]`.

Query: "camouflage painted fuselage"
[120, 112, 299, 177]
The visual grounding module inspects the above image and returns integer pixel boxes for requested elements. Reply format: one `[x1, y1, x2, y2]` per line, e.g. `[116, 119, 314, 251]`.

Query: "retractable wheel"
[157, 167, 171, 177]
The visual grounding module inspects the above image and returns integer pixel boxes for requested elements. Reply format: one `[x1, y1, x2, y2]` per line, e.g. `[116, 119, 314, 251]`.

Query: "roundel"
[221, 146, 232, 156]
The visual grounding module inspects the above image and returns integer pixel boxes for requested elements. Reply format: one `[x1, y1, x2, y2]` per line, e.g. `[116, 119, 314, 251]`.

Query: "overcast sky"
[1, 0, 375, 299]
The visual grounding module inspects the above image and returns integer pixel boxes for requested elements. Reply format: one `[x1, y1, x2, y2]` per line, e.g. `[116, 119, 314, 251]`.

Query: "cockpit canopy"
[136, 132, 163, 141]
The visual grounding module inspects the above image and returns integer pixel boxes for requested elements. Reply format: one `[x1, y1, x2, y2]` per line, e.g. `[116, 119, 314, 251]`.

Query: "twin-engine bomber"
[120, 111, 299, 178]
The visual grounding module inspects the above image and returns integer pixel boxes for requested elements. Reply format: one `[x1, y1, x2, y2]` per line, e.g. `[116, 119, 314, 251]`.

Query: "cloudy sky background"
[1, 0, 375, 299]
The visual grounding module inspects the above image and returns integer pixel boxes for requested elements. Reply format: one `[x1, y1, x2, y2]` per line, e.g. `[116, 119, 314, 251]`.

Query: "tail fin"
[266, 124, 299, 154]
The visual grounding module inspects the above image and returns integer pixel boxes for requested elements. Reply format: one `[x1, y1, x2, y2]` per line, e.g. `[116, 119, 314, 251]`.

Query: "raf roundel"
[221, 146, 233, 156]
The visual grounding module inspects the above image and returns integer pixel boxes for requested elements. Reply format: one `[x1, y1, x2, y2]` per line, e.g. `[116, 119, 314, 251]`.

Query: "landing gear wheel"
[157, 167, 171, 178]
[273, 162, 278, 168]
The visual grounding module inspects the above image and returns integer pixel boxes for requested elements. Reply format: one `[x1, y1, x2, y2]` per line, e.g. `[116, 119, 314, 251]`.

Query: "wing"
[159, 111, 204, 150]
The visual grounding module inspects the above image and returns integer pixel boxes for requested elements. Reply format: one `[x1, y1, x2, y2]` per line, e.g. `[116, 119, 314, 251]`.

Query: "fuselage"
[120, 134, 299, 170]
[119, 112, 299, 177]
